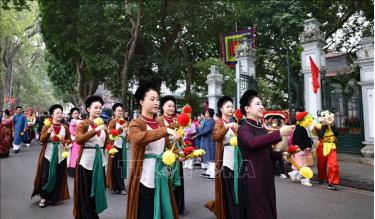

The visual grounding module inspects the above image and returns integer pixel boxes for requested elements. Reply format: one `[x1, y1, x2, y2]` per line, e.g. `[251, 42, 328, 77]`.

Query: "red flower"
[118, 119, 126, 125]
[288, 145, 300, 154]
[106, 144, 114, 151]
[52, 135, 60, 143]
[182, 105, 192, 114]
[184, 140, 192, 146]
[110, 129, 119, 136]
[234, 108, 243, 120]
[183, 146, 196, 155]
[177, 113, 190, 127]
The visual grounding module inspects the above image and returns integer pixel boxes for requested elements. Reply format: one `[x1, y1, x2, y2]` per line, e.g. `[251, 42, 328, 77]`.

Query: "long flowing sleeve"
[128, 120, 168, 147]
[63, 124, 72, 145]
[75, 121, 97, 145]
[40, 125, 50, 144]
[108, 119, 124, 135]
[196, 119, 214, 138]
[212, 121, 228, 142]
[238, 125, 281, 149]
[23, 115, 28, 130]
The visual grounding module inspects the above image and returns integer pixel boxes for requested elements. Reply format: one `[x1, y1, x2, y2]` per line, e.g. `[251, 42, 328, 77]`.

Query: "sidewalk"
[311, 153, 374, 191]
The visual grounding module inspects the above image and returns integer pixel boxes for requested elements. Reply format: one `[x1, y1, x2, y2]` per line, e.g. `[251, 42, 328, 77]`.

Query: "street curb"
[311, 174, 374, 191]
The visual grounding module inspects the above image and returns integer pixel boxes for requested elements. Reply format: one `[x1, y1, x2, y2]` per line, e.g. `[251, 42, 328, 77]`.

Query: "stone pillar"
[300, 18, 326, 117]
[133, 109, 140, 119]
[234, 36, 257, 107]
[356, 37, 374, 165]
[206, 65, 224, 113]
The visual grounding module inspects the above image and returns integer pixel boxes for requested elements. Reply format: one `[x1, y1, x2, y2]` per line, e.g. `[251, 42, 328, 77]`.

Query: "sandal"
[39, 199, 47, 208]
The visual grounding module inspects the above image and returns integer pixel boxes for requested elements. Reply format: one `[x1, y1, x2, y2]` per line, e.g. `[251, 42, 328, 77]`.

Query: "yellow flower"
[93, 118, 104, 126]
[299, 167, 313, 179]
[109, 147, 118, 155]
[162, 150, 177, 166]
[44, 118, 52, 127]
[109, 135, 118, 141]
[177, 128, 185, 137]
[229, 135, 238, 146]
[62, 151, 69, 159]
[192, 149, 205, 157]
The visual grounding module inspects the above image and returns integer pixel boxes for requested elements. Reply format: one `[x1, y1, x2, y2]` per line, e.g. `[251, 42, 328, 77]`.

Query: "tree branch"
[325, 9, 356, 40]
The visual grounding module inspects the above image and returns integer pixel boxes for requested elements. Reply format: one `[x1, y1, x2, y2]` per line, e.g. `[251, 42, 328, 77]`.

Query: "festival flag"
[309, 56, 320, 94]
[221, 28, 256, 67]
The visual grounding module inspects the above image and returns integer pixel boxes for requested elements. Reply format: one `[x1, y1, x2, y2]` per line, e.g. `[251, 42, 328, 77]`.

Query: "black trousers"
[40, 158, 66, 204]
[111, 147, 125, 192]
[272, 160, 286, 175]
[138, 183, 155, 219]
[67, 167, 75, 177]
[222, 166, 240, 219]
[174, 161, 185, 214]
[76, 165, 105, 219]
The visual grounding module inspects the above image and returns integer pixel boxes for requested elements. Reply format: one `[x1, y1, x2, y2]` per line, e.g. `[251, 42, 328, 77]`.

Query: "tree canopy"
[2, 0, 373, 112]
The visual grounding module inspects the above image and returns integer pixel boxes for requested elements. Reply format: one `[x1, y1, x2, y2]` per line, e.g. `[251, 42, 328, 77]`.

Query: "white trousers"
[205, 161, 215, 178]
[13, 144, 21, 151]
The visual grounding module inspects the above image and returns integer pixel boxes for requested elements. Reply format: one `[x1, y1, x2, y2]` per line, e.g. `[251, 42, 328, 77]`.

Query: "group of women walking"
[30, 81, 294, 219]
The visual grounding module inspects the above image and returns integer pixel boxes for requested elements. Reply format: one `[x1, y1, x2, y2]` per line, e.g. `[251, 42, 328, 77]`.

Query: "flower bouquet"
[177, 140, 206, 159]
[228, 108, 243, 147]
[109, 129, 120, 141]
[287, 145, 313, 179]
[93, 117, 104, 126]
[162, 104, 205, 165]
[106, 144, 118, 157]
[50, 133, 69, 159]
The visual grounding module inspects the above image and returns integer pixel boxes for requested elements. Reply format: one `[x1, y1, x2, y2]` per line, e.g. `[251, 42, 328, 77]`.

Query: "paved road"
[1, 142, 373, 219]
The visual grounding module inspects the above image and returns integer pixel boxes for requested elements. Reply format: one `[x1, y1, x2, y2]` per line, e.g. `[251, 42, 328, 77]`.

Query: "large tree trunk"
[76, 58, 86, 107]
[121, 0, 142, 110]
[1, 20, 40, 110]
[13, 76, 21, 108]
[2, 39, 21, 110]
[88, 80, 99, 96]
[0, 75, 3, 111]
[178, 35, 193, 98]
[76, 58, 100, 108]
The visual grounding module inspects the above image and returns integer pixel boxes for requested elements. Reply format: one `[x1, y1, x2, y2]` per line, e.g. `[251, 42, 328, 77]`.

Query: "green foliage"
[300, 0, 374, 51]
[1, 1, 58, 110]
[38, 0, 130, 102]
[7, 0, 373, 111]
[330, 64, 360, 101]
[193, 58, 236, 98]
[0, 0, 29, 11]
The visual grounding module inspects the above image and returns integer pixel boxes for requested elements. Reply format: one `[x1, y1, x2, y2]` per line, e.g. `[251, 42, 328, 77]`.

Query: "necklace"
[244, 119, 264, 129]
